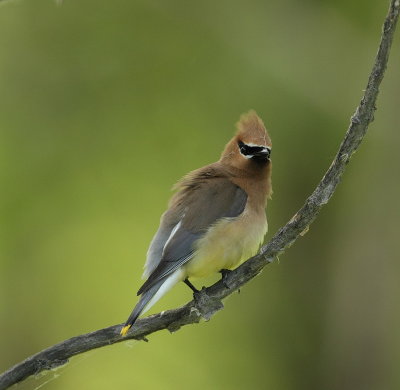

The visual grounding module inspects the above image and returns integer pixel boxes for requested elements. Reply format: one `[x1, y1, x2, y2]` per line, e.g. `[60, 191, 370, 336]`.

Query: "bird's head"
[221, 110, 272, 169]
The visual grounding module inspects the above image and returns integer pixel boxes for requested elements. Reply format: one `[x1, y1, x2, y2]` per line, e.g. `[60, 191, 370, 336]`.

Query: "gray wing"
[137, 178, 247, 296]
[142, 213, 180, 279]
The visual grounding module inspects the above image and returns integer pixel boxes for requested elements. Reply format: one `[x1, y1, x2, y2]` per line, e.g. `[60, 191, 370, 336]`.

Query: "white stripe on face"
[243, 142, 266, 147]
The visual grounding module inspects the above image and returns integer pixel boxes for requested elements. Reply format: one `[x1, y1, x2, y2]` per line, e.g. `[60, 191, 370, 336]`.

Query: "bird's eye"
[238, 141, 247, 154]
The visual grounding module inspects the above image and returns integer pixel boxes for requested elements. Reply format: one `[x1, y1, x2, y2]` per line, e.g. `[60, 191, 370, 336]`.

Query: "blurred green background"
[1, 0, 399, 389]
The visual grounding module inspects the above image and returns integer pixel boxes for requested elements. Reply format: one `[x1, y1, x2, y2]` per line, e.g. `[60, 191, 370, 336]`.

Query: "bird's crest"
[235, 110, 271, 148]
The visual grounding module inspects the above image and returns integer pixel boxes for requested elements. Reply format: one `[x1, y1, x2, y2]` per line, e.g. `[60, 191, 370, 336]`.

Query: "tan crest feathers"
[236, 110, 264, 132]
[236, 110, 271, 148]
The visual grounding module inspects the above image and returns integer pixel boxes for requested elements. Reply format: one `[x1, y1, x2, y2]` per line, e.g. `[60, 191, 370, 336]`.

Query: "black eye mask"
[238, 141, 271, 160]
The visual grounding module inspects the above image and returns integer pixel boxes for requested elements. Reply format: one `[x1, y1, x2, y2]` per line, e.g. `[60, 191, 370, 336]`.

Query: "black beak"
[253, 147, 271, 160]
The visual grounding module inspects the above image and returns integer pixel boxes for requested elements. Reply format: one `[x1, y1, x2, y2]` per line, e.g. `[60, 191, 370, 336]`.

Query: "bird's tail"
[120, 269, 184, 336]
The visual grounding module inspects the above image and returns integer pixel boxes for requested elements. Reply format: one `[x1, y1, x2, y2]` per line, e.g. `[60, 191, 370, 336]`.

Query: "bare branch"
[1, 0, 399, 389]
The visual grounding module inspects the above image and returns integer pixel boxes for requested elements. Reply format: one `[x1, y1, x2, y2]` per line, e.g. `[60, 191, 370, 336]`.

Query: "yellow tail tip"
[120, 325, 131, 336]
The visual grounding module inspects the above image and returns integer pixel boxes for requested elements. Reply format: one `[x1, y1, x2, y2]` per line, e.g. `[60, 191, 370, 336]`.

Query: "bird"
[120, 110, 272, 336]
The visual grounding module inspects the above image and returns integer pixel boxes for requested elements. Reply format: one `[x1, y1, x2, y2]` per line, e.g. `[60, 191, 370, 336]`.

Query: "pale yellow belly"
[184, 212, 267, 278]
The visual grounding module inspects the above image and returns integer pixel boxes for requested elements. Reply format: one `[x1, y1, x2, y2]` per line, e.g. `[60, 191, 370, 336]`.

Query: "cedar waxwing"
[121, 111, 272, 335]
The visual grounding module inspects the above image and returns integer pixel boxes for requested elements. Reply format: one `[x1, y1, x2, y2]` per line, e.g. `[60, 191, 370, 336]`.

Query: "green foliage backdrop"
[1, 0, 399, 389]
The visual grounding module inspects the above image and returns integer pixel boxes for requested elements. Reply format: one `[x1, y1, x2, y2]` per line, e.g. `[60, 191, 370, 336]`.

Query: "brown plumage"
[121, 110, 272, 335]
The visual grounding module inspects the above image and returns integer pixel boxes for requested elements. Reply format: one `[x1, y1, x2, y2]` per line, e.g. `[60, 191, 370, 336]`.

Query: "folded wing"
[138, 176, 247, 296]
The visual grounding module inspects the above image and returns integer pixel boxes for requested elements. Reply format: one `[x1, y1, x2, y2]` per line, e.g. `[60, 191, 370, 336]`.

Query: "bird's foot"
[193, 285, 207, 302]
[219, 269, 232, 289]
[219, 269, 240, 293]
[184, 278, 200, 293]
[192, 286, 223, 321]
